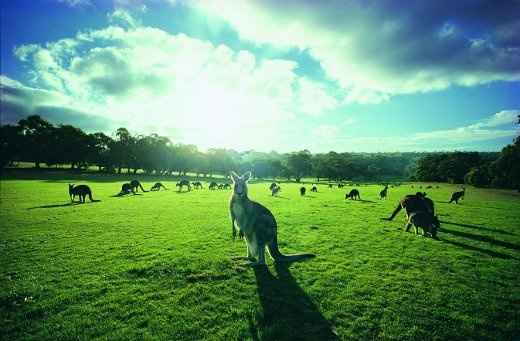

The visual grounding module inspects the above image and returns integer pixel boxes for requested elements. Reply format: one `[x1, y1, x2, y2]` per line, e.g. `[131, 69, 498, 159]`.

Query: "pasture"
[1, 177, 519, 340]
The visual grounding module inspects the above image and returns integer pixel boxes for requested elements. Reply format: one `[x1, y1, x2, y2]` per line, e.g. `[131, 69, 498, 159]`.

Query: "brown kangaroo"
[229, 171, 314, 266]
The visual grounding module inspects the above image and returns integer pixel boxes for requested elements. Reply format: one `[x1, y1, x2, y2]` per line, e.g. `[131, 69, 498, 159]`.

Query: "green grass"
[1, 178, 519, 340]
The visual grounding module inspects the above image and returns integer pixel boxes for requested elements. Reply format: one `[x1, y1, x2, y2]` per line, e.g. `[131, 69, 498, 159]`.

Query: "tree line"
[414, 115, 519, 190]
[1, 114, 518, 189]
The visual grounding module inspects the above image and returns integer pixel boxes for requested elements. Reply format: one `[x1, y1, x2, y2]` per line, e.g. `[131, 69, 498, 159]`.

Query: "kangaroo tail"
[268, 236, 315, 263]
[139, 183, 148, 192]
[384, 202, 402, 220]
[88, 191, 100, 202]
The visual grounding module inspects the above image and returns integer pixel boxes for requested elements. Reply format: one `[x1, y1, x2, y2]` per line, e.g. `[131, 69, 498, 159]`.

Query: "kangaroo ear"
[242, 171, 252, 182]
[230, 171, 240, 182]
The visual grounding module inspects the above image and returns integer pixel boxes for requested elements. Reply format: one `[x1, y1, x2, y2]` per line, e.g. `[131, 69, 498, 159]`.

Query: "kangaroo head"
[69, 184, 74, 189]
[230, 171, 251, 197]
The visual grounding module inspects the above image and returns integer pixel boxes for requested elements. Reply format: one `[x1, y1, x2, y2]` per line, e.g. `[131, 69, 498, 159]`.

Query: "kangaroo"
[338, 183, 344, 188]
[345, 189, 360, 200]
[449, 188, 465, 204]
[271, 185, 281, 196]
[130, 180, 147, 193]
[229, 171, 314, 266]
[328, 184, 333, 189]
[223, 183, 231, 190]
[119, 182, 135, 195]
[405, 212, 439, 238]
[218, 184, 224, 190]
[269, 183, 278, 191]
[176, 179, 191, 192]
[192, 181, 203, 189]
[68, 184, 98, 203]
[311, 186, 318, 192]
[379, 185, 388, 200]
[300, 187, 306, 196]
[209, 181, 218, 190]
[383, 192, 434, 221]
[150, 182, 167, 191]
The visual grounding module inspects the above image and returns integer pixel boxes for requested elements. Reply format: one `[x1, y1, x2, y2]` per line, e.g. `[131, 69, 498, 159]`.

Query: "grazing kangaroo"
[176, 179, 191, 192]
[311, 186, 318, 192]
[449, 188, 465, 204]
[119, 183, 135, 195]
[383, 192, 434, 221]
[405, 212, 439, 238]
[328, 184, 333, 189]
[223, 183, 231, 190]
[300, 187, 306, 196]
[229, 171, 314, 266]
[338, 183, 344, 188]
[269, 182, 278, 191]
[192, 181, 203, 189]
[209, 181, 218, 190]
[130, 180, 147, 193]
[271, 185, 281, 196]
[345, 189, 360, 200]
[68, 184, 98, 203]
[379, 185, 388, 200]
[150, 182, 167, 191]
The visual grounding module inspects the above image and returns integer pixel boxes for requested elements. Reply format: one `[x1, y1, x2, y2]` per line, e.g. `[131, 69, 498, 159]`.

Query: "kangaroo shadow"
[111, 193, 143, 197]
[441, 220, 515, 236]
[27, 201, 98, 209]
[252, 262, 338, 340]
[273, 196, 290, 200]
[441, 227, 520, 251]
[441, 238, 515, 260]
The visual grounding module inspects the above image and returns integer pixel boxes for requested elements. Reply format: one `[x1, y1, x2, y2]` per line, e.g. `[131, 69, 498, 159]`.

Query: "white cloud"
[10, 18, 341, 150]
[194, 1, 520, 101]
[57, 0, 91, 7]
[107, 9, 139, 28]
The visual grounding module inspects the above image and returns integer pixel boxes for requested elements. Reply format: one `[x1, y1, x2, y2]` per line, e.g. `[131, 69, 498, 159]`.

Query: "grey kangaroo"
[383, 192, 434, 221]
[345, 189, 360, 200]
[405, 212, 440, 238]
[130, 180, 147, 193]
[150, 182, 167, 191]
[69, 184, 98, 203]
[379, 185, 388, 199]
[449, 188, 465, 204]
[229, 171, 314, 266]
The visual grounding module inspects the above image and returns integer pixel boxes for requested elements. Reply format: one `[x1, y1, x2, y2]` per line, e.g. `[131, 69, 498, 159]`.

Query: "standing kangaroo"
[68, 184, 98, 203]
[229, 171, 314, 266]
[449, 188, 465, 204]
[379, 185, 388, 200]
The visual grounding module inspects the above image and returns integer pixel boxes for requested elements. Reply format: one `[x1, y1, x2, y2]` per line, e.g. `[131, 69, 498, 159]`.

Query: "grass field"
[1, 177, 519, 340]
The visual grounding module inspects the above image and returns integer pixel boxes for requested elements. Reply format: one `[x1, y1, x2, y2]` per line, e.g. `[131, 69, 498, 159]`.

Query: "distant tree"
[18, 115, 55, 168]
[0, 124, 23, 168]
[287, 150, 312, 182]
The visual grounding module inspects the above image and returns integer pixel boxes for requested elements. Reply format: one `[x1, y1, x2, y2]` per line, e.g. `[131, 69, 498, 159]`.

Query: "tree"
[18, 115, 54, 168]
[287, 150, 312, 182]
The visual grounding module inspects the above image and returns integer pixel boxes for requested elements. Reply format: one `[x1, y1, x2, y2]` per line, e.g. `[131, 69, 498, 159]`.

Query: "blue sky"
[1, 0, 519, 152]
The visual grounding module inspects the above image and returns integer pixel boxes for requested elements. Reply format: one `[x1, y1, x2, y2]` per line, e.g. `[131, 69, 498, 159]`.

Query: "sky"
[1, 0, 519, 153]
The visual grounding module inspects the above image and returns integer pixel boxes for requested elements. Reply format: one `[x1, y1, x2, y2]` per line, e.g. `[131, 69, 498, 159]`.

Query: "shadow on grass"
[442, 238, 515, 259]
[27, 201, 100, 209]
[441, 227, 520, 251]
[441, 220, 515, 236]
[251, 262, 338, 340]
[345, 199, 375, 203]
[272, 196, 290, 200]
[110, 193, 143, 197]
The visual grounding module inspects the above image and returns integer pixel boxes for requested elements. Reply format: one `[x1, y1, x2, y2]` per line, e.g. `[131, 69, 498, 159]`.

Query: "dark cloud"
[1, 79, 117, 132]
